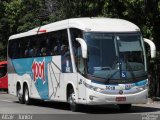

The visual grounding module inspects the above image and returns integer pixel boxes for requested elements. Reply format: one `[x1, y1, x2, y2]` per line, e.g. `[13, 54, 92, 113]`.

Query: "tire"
[118, 104, 132, 111]
[24, 86, 31, 105]
[6, 90, 8, 94]
[68, 89, 79, 112]
[17, 88, 24, 104]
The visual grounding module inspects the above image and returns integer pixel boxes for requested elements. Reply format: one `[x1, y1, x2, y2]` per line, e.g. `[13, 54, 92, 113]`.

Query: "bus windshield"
[84, 32, 147, 80]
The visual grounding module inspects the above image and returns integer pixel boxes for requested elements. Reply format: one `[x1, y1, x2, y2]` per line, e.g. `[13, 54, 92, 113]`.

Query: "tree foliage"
[0, 0, 160, 60]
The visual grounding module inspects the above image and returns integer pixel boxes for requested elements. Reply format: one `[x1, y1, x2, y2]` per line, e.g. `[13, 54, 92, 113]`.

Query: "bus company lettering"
[32, 59, 45, 84]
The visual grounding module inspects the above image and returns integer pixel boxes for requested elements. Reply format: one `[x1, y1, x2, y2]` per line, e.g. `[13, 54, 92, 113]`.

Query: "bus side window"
[44, 32, 57, 56]
[57, 29, 72, 73]
[46, 38, 56, 56]
[20, 36, 35, 58]
[9, 40, 18, 59]
[36, 35, 47, 57]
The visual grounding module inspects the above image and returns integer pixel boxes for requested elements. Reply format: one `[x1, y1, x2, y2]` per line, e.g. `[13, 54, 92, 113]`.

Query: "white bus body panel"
[9, 18, 140, 41]
[8, 74, 17, 96]
[8, 18, 148, 106]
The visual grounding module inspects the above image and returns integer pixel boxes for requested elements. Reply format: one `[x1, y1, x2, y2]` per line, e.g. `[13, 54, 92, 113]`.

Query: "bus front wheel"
[68, 89, 79, 112]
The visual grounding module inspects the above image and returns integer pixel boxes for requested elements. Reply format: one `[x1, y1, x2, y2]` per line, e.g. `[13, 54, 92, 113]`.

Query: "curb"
[147, 97, 160, 104]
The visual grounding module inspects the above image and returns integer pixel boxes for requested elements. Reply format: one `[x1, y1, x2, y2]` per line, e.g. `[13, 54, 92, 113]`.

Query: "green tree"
[0, 0, 10, 60]
[4, 0, 25, 34]
[56, 0, 105, 19]
[0, 0, 160, 59]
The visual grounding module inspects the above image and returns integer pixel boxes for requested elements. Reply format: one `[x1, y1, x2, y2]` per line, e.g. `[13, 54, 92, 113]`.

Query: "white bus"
[8, 18, 156, 112]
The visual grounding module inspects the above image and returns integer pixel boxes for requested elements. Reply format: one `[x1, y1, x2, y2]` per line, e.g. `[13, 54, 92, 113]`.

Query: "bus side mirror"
[76, 38, 87, 58]
[144, 38, 156, 58]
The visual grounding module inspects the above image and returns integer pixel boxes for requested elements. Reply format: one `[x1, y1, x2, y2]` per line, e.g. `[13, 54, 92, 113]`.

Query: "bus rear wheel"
[118, 104, 132, 111]
[68, 89, 79, 112]
[24, 86, 31, 105]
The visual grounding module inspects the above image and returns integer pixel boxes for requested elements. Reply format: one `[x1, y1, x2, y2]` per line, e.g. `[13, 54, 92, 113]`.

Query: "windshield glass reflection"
[84, 32, 146, 80]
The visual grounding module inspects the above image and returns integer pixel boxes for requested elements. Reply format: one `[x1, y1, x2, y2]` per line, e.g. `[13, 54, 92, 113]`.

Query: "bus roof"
[9, 17, 140, 40]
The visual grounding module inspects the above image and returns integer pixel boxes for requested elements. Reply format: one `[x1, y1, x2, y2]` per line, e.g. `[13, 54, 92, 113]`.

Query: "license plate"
[116, 97, 126, 101]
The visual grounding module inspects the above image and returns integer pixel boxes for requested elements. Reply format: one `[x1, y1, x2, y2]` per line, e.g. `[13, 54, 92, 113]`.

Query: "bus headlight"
[136, 80, 148, 91]
[93, 87, 104, 92]
[84, 82, 104, 92]
[136, 85, 148, 91]
[136, 87, 144, 91]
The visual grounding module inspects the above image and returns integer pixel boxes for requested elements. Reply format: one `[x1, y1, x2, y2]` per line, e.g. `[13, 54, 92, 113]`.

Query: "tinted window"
[8, 29, 71, 59]
[0, 65, 7, 78]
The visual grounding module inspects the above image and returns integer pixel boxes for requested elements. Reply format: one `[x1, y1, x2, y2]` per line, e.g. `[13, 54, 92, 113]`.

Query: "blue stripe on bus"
[12, 57, 52, 100]
[91, 79, 147, 86]
[12, 55, 73, 100]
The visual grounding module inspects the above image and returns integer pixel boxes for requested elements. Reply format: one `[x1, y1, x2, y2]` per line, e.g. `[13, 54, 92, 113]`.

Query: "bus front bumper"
[86, 89, 148, 105]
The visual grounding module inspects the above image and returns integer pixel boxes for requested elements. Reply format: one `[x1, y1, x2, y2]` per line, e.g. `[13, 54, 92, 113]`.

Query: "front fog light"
[89, 95, 94, 100]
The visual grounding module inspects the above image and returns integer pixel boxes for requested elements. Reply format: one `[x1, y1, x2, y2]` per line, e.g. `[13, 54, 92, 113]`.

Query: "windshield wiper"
[106, 57, 119, 82]
[106, 60, 136, 83]
[106, 69, 119, 83]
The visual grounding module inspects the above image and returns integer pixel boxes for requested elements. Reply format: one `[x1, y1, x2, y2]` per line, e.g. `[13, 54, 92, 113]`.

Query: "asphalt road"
[0, 92, 160, 120]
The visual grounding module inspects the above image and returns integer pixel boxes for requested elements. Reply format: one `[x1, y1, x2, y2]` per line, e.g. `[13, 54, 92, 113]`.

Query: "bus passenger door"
[77, 48, 86, 104]
[78, 73, 86, 104]
[69, 28, 87, 104]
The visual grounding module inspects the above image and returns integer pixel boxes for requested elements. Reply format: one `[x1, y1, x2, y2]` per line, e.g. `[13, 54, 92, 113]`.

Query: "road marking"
[0, 99, 13, 103]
